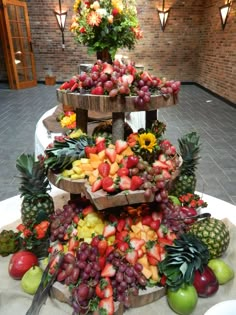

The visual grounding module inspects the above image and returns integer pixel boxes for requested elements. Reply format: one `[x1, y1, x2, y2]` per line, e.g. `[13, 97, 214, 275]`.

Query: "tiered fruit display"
[59, 59, 181, 109]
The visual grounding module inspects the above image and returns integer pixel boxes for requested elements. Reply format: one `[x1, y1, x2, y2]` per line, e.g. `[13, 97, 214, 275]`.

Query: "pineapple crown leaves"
[178, 131, 201, 174]
[44, 135, 94, 172]
[16, 154, 51, 197]
[158, 233, 209, 290]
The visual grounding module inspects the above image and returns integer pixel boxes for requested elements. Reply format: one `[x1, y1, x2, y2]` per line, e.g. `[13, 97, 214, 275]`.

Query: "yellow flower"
[138, 133, 157, 152]
[91, 1, 100, 10]
[73, 0, 81, 12]
[60, 113, 76, 128]
[112, 0, 124, 13]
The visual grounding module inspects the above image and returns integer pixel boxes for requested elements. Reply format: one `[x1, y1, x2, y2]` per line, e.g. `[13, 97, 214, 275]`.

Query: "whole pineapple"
[16, 154, 54, 227]
[170, 131, 200, 196]
[0, 230, 20, 256]
[188, 217, 230, 259]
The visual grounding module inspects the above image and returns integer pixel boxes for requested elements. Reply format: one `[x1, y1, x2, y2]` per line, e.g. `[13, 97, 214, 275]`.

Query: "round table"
[0, 189, 236, 315]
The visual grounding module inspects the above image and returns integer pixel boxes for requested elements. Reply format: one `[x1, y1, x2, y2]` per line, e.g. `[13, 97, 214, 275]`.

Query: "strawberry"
[91, 235, 101, 247]
[73, 215, 80, 224]
[82, 205, 95, 216]
[85, 145, 97, 158]
[119, 175, 131, 190]
[68, 237, 79, 252]
[130, 175, 143, 191]
[137, 248, 144, 258]
[98, 162, 111, 177]
[147, 254, 159, 266]
[103, 224, 116, 238]
[108, 214, 118, 224]
[95, 136, 106, 145]
[49, 253, 61, 274]
[125, 249, 138, 265]
[130, 238, 145, 251]
[96, 141, 106, 153]
[146, 241, 161, 261]
[91, 86, 104, 95]
[98, 256, 106, 270]
[105, 245, 115, 257]
[98, 239, 108, 256]
[59, 81, 70, 90]
[101, 263, 116, 277]
[116, 230, 129, 242]
[105, 148, 117, 163]
[98, 296, 114, 315]
[157, 224, 168, 238]
[117, 167, 129, 177]
[151, 211, 163, 222]
[91, 178, 102, 192]
[159, 237, 174, 246]
[141, 215, 152, 226]
[162, 169, 172, 180]
[117, 218, 126, 232]
[153, 160, 168, 169]
[96, 278, 113, 299]
[115, 139, 128, 154]
[126, 155, 139, 168]
[124, 217, 133, 230]
[48, 242, 64, 254]
[120, 156, 128, 168]
[70, 82, 79, 92]
[150, 220, 161, 231]
[116, 241, 129, 252]
[102, 176, 116, 193]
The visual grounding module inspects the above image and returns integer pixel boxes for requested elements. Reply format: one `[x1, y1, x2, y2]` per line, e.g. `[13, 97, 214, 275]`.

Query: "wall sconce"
[219, 0, 232, 30]
[157, 0, 170, 31]
[54, 0, 67, 49]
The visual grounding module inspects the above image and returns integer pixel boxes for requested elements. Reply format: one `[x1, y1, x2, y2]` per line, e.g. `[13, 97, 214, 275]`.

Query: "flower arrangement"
[58, 111, 76, 129]
[17, 220, 50, 258]
[71, 0, 143, 59]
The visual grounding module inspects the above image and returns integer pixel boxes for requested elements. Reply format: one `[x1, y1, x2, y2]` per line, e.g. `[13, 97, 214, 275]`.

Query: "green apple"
[167, 284, 198, 315]
[208, 258, 234, 285]
[21, 265, 43, 295]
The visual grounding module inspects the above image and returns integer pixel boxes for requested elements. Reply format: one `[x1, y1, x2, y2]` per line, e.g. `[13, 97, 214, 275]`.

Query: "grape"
[57, 270, 67, 282]
[109, 88, 118, 97]
[71, 268, 80, 283]
[64, 253, 76, 264]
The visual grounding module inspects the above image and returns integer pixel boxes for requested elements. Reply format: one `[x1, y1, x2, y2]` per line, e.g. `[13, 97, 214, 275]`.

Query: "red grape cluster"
[50, 198, 88, 242]
[106, 251, 147, 308]
[160, 201, 198, 235]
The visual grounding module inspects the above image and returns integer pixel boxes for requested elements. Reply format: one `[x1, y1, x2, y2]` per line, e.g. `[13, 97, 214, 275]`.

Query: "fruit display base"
[47, 170, 155, 210]
[51, 281, 166, 315]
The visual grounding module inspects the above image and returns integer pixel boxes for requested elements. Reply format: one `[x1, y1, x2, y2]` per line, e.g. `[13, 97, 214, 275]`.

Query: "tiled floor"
[0, 84, 236, 205]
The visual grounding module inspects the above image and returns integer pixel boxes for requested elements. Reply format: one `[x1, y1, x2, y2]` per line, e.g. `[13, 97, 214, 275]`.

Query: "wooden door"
[0, 0, 37, 89]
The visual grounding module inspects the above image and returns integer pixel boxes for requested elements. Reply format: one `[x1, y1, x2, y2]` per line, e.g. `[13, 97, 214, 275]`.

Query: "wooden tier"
[51, 281, 166, 314]
[48, 170, 155, 210]
[57, 90, 178, 113]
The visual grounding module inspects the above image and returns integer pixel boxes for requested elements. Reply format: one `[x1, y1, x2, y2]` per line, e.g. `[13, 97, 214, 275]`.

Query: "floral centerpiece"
[70, 0, 143, 60]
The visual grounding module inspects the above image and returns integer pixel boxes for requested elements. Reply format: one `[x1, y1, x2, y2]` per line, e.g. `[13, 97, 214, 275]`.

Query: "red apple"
[8, 250, 38, 280]
[193, 265, 219, 297]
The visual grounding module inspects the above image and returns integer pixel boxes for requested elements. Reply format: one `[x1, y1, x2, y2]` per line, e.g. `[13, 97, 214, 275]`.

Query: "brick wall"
[0, 0, 235, 103]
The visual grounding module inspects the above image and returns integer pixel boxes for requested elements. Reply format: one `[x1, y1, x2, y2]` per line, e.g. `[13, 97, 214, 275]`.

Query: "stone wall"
[0, 0, 235, 103]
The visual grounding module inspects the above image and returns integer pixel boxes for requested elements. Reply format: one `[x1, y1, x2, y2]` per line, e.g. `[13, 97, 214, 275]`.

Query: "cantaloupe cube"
[108, 144, 115, 149]
[88, 174, 97, 185]
[147, 230, 157, 240]
[121, 146, 134, 156]
[89, 153, 100, 162]
[116, 154, 123, 163]
[131, 225, 141, 234]
[98, 150, 106, 160]
[92, 169, 99, 177]
[90, 160, 101, 169]
[110, 162, 119, 175]
[141, 231, 148, 241]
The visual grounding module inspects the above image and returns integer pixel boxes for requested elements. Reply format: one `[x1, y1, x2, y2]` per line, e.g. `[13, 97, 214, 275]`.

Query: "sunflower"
[138, 133, 157, 152]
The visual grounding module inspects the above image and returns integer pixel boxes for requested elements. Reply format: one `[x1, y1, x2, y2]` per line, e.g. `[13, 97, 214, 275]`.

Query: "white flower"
[96, 8, 108, 17]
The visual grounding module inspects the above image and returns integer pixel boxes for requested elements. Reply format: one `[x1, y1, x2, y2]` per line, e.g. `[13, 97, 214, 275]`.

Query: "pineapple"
[170, 131, 200, 196]
[16, 154, 54, 227]
[0, 230, 20, 256]
[92, 120, 133, 141]
[188, 217, 230, 259]
[159, 233, 209, 290]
